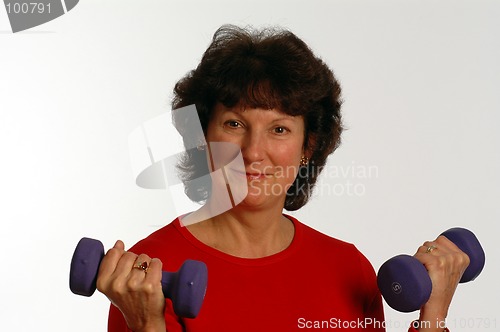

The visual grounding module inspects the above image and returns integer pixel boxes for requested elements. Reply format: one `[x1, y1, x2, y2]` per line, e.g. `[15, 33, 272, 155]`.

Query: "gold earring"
[300, 156, 309, 167]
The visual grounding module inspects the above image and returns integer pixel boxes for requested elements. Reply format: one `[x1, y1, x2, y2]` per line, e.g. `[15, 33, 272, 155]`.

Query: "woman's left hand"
[96, 240, 166, 332]
[413, 235, 470, 331]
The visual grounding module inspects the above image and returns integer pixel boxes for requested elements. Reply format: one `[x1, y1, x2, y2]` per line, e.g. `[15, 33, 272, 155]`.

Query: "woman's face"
[206, 102, 306, 209]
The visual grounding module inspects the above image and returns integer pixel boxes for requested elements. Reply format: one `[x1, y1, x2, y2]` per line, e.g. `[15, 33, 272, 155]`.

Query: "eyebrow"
[270, 116, 298, 124]
[221, 109, 299, 122]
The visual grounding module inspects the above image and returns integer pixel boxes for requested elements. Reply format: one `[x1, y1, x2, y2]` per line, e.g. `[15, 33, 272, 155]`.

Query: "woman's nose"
[240, 131, 265, 164]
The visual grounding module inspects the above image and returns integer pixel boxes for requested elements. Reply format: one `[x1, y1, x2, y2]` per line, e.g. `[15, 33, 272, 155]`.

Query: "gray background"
[1, 0, 499, 330]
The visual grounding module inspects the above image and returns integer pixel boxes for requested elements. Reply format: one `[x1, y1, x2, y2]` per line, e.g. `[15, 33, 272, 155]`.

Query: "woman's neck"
[185, 206, 295, 258]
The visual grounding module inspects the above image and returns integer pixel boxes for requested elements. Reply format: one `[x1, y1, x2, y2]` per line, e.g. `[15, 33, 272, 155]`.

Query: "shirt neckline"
[173, 214, 302, 266]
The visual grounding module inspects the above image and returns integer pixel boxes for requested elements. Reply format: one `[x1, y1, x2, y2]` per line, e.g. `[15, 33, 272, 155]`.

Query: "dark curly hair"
[172, 25, 343, 210]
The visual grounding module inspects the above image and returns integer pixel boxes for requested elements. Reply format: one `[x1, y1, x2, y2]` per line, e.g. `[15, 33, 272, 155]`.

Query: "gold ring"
[134, 261, 149, 272]
[425, 245, 437, 253]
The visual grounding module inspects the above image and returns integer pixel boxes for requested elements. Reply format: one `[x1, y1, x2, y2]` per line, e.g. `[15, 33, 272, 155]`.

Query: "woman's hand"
[97, 240, 166, 332]
[413, 235, 470, 331]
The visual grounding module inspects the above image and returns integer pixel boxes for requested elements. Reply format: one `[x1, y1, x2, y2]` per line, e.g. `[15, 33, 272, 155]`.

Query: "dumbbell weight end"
[69, 237, 104, 297]
[69, 237, 208, 318]
[160, 261, 208, 318]
[377, 254, 432, 312]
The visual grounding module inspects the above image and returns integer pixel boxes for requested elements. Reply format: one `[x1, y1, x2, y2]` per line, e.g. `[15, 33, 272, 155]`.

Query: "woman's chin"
[237, 188, 285, 210]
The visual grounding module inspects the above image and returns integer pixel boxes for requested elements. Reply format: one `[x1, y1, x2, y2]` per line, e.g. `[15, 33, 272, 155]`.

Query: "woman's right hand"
[96, 240, 166, 332]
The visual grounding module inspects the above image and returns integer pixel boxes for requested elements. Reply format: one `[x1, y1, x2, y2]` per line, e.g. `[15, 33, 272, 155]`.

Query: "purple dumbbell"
[377, 228, 485, 312]
[69, 237, 208, 318]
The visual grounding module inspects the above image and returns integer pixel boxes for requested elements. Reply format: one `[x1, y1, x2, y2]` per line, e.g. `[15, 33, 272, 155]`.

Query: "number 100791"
[6, 2, 51, 14]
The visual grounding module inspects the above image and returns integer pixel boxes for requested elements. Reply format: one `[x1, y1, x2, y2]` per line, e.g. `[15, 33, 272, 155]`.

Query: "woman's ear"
[303, 134, 317, 160]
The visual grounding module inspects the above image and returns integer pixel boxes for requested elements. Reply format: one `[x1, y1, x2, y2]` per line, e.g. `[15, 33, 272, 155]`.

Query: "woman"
[97, 25, 469, 332]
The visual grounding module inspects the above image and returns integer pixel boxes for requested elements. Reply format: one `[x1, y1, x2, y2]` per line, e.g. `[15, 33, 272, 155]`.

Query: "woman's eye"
[273, 126, 288, 134]
[225, 120, 241, 128]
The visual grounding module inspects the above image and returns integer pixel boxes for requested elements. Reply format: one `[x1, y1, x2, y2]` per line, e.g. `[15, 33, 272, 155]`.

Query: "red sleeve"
[355, 248, 386, 331]
[107, 304, 131, 332]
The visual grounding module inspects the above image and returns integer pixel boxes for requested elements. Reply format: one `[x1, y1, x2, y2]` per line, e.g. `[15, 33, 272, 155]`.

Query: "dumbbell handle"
[377, 227, 485, 312]
[70, 237, 207, 318]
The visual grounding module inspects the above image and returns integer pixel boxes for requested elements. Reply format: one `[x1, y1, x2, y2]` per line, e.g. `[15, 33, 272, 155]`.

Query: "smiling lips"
[245, 172, 272, 180]
[228, 169, 273, 180]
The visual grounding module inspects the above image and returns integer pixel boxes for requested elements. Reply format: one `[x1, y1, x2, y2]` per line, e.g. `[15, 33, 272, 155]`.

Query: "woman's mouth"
[245, 172, 268, 180]
[227, 168, 272, 180]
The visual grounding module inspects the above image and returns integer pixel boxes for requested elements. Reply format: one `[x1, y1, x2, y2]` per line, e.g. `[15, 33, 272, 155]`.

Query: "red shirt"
[108, 215, 420, 331]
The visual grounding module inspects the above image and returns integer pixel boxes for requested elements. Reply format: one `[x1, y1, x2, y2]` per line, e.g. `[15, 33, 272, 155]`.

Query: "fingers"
[96, 241, 163, 297]
[142, 258, 163, 295]
[413, 234, 471, 322]
[145, 258, 162, 283]
[97, 240, 126, 282]
[114, 240, 125, 251]
[128, 253, 151, 275]
[416, 237, 449, 254]
[95, 242, 166, 331]
[414, 236, 470, 269]
[126, 254, 152, 290]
